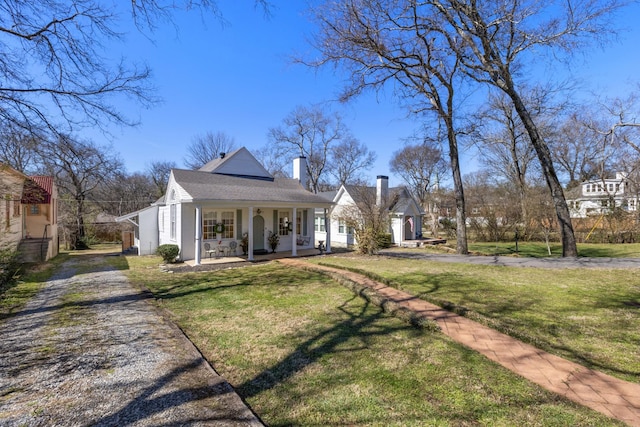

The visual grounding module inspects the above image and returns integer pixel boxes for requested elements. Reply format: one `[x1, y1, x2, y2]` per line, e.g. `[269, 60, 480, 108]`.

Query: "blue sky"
[93, 2, 640, 187]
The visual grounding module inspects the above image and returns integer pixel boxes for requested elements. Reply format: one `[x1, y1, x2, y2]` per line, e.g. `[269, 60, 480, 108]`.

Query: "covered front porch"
[184, 247, 326, 268]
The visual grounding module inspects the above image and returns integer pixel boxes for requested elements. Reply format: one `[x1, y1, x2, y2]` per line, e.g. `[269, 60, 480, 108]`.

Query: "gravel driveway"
[0, 254, 262, 426]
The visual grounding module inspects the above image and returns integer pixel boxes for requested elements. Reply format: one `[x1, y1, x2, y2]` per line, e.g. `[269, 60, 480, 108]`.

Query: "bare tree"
[307, 1, 470, 253]
[253, 145, 292, 178]
[329, 136, 376, 186]
[183, 131, 237, 170]
[38, 135, 124, 249]
[96, 172, 158, 216]
[0, 1, 269, 142]
[0, 1, 156, 137]
[551, 110, 605, 189]
[390, 139, 448, 207]
[268, 105, 346, 193]
[390, 136, 448, 236]
[472, 92, 540, 232]
[429, 0, 624, 257]
[146, 160, 177, 198]
[0, 126, 41, 174]
[338, 183, 393, 254]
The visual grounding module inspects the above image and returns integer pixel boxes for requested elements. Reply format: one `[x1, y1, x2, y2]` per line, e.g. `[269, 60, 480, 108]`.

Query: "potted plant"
[240, 232, 249, 255]
[268, 231, 279, 253]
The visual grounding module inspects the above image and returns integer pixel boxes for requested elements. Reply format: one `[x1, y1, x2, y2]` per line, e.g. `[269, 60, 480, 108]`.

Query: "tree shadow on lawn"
[235, 294, 419, 400]
[403, 272, 640, 380]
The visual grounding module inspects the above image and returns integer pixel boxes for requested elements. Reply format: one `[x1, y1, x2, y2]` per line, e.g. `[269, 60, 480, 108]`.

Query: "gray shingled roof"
[172, 169, 331, 205]
[343, 185, 423, 214]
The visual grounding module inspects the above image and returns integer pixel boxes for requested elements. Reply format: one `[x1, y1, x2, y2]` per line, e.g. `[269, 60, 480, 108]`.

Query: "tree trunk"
[446, 117, 468, 254]
[504, 83, 578, 257]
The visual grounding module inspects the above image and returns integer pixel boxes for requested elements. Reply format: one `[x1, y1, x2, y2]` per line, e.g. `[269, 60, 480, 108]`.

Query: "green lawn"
[310, 254, 640, 383]
[437, 241, 640, 258]
[124, 255, 623, 426]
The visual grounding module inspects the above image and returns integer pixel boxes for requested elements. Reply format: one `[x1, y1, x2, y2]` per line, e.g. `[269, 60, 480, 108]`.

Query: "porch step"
[17, 239, 50, 263]
[400, 238, 447, 248]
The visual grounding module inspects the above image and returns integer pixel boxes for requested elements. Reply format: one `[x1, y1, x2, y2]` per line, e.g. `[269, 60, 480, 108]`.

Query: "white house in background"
[565, 172, 639, 218]
[117, 147, 333, 263]
[315, 175, 425, 247]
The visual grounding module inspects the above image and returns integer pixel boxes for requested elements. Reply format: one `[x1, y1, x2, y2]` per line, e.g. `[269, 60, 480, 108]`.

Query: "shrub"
[156, 244, 180, 263]
[376, 233, 392, 249]
[0, 247, 20, 291]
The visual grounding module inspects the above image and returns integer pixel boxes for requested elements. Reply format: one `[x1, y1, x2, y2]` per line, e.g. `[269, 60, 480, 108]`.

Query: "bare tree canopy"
[431, 0, 623, 256]
[268, 105, 346, 193]
[328, 136, 376, 186]
[551, 110, 605, 188]
[253, 145, 292, 178]
[38, 135, 124, 249]
[183, 131, 237, 170]
[0, 1, 157, 136]
[146, 160, 177, 197]
[307, 1, 470, 253]
[0, 1, 270, 140]
[390, 140, 447, 206]
[0, 127, 40, 174]
[308, 0, 624, 256]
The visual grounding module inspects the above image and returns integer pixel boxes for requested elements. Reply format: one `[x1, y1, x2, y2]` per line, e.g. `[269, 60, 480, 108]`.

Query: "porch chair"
[204, 242, 217, 258]
[228, 240, 238, 256]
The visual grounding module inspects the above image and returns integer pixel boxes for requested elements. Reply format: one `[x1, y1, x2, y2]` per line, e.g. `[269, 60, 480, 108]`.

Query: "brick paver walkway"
[278, 258, 640, 426]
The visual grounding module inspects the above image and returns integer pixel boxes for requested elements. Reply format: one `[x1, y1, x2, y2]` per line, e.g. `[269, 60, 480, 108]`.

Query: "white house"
[315, 175, 425, 247]
[566, 172, 638, 218]
[117, 147, 333, 263]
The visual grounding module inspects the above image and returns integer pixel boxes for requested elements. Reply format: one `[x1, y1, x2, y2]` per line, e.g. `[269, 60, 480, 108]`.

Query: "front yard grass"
[310, 254, 640, 384]
[125, 256, 623, 426]
[438, 241, 640, 258]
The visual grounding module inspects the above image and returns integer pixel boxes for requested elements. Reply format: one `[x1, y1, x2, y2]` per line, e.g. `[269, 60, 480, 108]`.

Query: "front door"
[253, 215, 265, 251]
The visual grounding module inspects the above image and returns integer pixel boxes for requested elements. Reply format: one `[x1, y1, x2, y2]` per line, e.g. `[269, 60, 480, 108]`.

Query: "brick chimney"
[293, 157, 308, 190]
[376, 175, 389, 206]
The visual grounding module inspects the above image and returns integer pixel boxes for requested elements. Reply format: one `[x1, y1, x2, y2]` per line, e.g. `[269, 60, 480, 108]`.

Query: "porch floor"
[184, 248, 325, 267]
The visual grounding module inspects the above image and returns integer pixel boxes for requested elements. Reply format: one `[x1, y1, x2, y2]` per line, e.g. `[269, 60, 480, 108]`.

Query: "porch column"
[324, 208, 332, 253]
[248, 206, 254, 261]
[292, 207, 297, 257]
[194, 205, 202, 266]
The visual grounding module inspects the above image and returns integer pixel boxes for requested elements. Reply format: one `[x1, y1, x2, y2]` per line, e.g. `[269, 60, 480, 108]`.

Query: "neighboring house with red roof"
[117, 147, 333, 263]
[0, 165, 59, 262]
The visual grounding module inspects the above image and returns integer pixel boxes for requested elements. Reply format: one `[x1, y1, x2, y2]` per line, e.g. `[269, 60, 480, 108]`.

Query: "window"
[315, 215, 325, 232]
[203, 211, 217, 240]
[279, 211, 291, 236]
[628, 199, 637, 211]
[13, 197, 19, 217]
[202, 210, 234, 240]
[296, 210, 302, 235]
[338, 219, 346, 234]
[221, 211, 234, 239]
[30, 204, 40, 215]
[5, 198, 9, 229]
[170, 204, 176, 240]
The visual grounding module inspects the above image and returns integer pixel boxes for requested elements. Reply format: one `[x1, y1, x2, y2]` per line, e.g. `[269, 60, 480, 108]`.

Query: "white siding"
[215, 149, 272, 178]
[137, 206, 159, 255]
